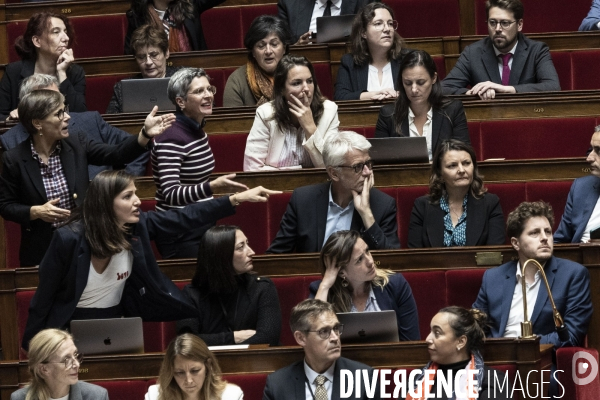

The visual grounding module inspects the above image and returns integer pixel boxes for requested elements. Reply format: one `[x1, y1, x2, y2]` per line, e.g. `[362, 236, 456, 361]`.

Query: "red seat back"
[526, 181, 572, 231]
[402, 271, 446, 339]
[571, 50, 600, 91]
[86, 74, 131, 114]
[4, 220, 21, 268]
[445, 269, 486, 309]
[387, 0, 460, 38]
[396, 186, 429, 248]
[556, 347, 600, 399]
[207, 133, 248, 173]
[94, 380, 150, 400]
[16, 290, 35, 358]
[313, 62, 334, 100]
[219, 202, 270, 254]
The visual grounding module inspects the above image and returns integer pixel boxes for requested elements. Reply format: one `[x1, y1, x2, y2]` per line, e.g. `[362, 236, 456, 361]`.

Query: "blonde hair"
[26, 329, 74, 400]
[157, 334, 227, 400]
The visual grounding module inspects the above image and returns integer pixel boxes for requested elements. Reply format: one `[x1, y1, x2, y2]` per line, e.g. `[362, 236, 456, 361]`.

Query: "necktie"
[323, 0, 332, 17]
[501, 53, 512, 86]
[314, 375, 328, 400]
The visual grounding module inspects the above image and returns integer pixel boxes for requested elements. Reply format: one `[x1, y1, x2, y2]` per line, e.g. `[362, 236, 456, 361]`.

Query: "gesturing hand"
[231, 186, 283, 205]
[234, 330, 256, 343]
[143, 106, 176, 138]
[209, 173, 249, 193]
[31, 198, 71, 223]
[295, 31, 313, 45]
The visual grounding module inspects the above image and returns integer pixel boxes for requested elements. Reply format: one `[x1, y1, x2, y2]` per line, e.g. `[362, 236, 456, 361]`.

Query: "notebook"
[315, 14, 356, 43]
[70, 317, 144, 355]
[121, 77, 174, 113]
[367, 137, 429, 164]
[336, 310, 399, 344]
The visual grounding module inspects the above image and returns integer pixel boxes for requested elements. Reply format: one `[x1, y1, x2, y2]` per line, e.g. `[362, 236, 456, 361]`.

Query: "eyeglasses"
[487, 19, 517, 29]
[305, 324, 344, 340]
[54, 105, 69, 121]
[337, 160, 374, 174]
[187, 85, 217, 97]
[135, 51, 162, 63]
[44, 352, 83, 369]
[370, 20, 398, 31]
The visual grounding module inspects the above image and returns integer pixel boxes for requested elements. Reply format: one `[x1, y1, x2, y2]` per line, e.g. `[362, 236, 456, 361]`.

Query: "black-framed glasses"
[306, 324, 344, 339]
[54, 105, 69, 121]
[487, 19, 516, 29]
[370, 20, 398, 31]
[43, 352, 83, 369]
[337, 160, 374, 174]
[134, 51, 162, 63]
[187, 85, 217, 97]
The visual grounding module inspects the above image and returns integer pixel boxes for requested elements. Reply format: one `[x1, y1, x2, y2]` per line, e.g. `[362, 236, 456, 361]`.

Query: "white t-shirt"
[77, 250, 133, 308]
[408, 107, 434, 161]
[581, 195, 600, 242]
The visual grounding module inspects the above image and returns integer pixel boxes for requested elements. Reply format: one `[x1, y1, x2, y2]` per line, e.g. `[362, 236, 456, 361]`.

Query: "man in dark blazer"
[442, 0, 560, 99]
[263, 299, 379, 400]
[278, 0, 376, 44]
[473, 201, 592, 349]
[266, 131, 400, 254]
[554, 126, 600, 243]
[0, 74, 148, 177]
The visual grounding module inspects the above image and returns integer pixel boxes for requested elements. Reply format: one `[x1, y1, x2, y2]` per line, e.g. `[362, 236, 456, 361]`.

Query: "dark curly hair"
[506, 201, 554, 239]
[15, 13, 75, 61]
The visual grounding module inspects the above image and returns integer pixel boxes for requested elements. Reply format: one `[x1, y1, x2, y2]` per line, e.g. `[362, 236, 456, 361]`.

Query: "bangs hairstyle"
[26, 329, 74, 400]
[158, 334, 227, 400]
[391, 50, 446, 136]
[439, 306, 487, 354]
[428, 139, 486, 203]
[289, 299, 336, 333]
[192, 225, 244, 294]
[81, 170, 135, 258]
[319, 230, 393, 313]
[506, 201, 554, 239]
[131, 0, 193, 26]
[19, 89, 65, 136]
[15, 12, 75, 61]
[244, 15, 293, 61]
[130, 24, 169, 55]
[349, 2, 406, 66]
[485, 0, 524, 20]
[272, 55, 325, 132]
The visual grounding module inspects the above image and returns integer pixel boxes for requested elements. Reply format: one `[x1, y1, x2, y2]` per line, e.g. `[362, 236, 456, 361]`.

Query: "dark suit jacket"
[0, 111, 148, 177]
[554, 175, 600, 243]
[278, 0, 376, 43]
[263, 357, 378, 400]
[124, 0, 226, 54]
[579, 0, 600, 31]
[0, 59, 86, 120]
[22, 196, 235, 350]
[374, 99, 471, 151]
[309, 273, 420, 340]
[11, 381, 108, 400]
[177, 274, 282, 346]
[441, 33, 560, 95]
[334, 53, 403, 101]
[408, 193, 505, 248]
[472, 256, 593, 348]
[266, 182, 400, 253]
[0, 132, 148, 266]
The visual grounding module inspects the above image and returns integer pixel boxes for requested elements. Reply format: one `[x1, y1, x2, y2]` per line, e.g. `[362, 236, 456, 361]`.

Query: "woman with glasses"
[11, 329, 108, 400]
[0, 12, 86, 121]
[408, 140, 505, 248]
[0, 89, 171, 267]
[176, 225, 281, 346]
[243, 55, 339, 171]
[152, 68, 248, 258]
[374, 50, 470, 161]
[146, 333, 243, 400]
[309, 230, 420, 341]
[107, 25, 182, 114]
[334, 3, 408, 101]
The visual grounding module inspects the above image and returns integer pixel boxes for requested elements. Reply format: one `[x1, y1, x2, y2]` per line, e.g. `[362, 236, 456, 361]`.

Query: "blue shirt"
[323, 185, 354, 246]
[440, 194, 468, 247]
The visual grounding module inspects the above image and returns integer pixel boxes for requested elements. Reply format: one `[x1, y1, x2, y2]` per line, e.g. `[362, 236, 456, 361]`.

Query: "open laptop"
[70, 317, 144, 355]
[121, 77, 174, 113]
[367, 137, 429, 164]
[336, 310, 399, 344]
[315, 14, 355, 43]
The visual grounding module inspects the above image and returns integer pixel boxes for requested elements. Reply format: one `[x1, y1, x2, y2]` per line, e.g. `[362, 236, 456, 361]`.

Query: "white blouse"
[367, 62, 394, 92]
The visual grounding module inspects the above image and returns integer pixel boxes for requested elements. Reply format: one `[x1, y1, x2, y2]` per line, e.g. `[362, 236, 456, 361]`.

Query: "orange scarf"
[246, 59, 274, 106]
[405, 354, 477, 400]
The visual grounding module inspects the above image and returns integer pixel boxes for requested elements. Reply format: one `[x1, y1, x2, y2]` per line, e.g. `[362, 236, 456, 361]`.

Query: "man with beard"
[442, 0, 560, 99]
[472, 201, 592, 349]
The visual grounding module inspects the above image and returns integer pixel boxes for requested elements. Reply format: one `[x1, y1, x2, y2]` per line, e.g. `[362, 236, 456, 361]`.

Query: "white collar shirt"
[503, 262, 542, 338]
[304, 360, 336, 400]
[310, 0, 342, 33]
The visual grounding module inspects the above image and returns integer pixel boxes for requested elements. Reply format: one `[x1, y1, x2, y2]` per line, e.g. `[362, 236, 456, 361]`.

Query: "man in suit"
[278, 0, 375, 44]
[579, 0, 600, 31]
[442, 0, 560, 99]
[263, 299, 378, 400]
[0, 74, 148, 178]
[554, 126, 600, 243]
[473, 201, 592, 349]
[266, 131, 400, 254]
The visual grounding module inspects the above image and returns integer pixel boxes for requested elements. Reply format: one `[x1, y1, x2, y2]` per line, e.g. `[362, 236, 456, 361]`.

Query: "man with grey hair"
[263, 299, 378, 400]
[0, 74, 150, 178]
[267, 130, 400, 253]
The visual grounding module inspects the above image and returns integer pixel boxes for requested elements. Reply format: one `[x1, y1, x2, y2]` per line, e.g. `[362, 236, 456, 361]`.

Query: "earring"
[341, 276, 349, 288]
[456, 346, 461, 351]
[38, 129, 43, 137]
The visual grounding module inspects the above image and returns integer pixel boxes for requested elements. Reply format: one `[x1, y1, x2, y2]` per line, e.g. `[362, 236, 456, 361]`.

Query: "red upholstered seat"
[208, 133, 248, 173]
[86, 74, 131, 114]
[225, 373, 269, 400]
[205, 68, 225, 108]
[551, 51, 573, 91]
[16, 290, 35, 359]
[240, 4, 279, 36]
[468, 121, 481, 160]
[395, 186, 429, 248]
[313, 62, 334, 100]
[387, 0, 460, 38]
[432, 56, 446, 80]
[219, 201, 270, 254]
[201, 7, 244, 50]
[140, 200, 162, 260]
[94, 380, 150, 400]
[486, 182, 525, 231]
[526, 181, 572, 230]
[571, 50, 600, 91]
[402, 271, 446, 339]
[267, 192, 293, 247]
[4, 220, 21, 268]
[556, 347, 600, 399]
[445, 269, 486, 309]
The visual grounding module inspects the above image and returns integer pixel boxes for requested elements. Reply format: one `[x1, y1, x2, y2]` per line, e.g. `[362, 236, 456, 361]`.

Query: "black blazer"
[374, 99, 471, 153]
[124, 0, 226, 54]
[0, 59, 86, 120]
[177, 274, 281, 346]
[408, 193, 505, 248]
[0, 132, 148, 266]
[22, 196, 236, 350]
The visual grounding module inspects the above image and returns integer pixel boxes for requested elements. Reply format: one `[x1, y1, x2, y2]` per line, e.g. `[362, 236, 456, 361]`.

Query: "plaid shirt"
[30, 140, 77, 228]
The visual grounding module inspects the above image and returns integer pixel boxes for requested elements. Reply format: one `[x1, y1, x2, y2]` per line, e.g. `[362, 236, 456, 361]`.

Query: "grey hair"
[19, 74, 59, 101]
[19, 90, 65, 136]
[594, 125, 600, 133]
[167, 67, 209, 105]
[289, 299, 336, 333]
[322, 130, 372, 168]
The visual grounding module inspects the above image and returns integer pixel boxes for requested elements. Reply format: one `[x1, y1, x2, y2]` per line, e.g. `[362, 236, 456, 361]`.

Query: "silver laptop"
[121, 78, 174, 113]
[70, 317, 144, 355]
[316, 14, 355, 43]
[336, 310, 399, 344]
[368, 137, 429, 164]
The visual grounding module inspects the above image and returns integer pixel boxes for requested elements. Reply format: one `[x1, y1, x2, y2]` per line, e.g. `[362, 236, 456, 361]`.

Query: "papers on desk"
[208, 344, 250, 351]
